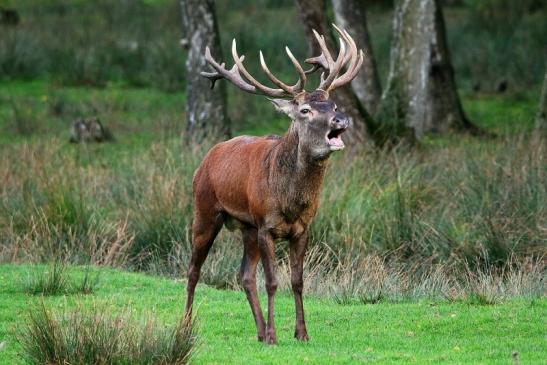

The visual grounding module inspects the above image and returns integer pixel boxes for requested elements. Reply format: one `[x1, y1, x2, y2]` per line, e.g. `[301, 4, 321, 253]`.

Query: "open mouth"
[326, 127, 346, 150]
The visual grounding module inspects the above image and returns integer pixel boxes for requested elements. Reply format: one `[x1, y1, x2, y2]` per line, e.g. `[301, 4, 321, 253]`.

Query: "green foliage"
[18, 302, 196, 365]
[0, 1, 185, 91]
[464, 0, 545, 28]
[446, 5, 546, 91]
[1, 1, 544, 97]
[464, 91, 539, 132]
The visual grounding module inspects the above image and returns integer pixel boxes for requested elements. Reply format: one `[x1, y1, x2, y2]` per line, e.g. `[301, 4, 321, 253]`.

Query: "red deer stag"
[185, 25, 364, 344]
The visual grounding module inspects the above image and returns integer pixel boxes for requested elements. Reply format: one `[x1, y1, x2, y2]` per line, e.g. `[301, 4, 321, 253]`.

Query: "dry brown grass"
[0, 135, 545, 301]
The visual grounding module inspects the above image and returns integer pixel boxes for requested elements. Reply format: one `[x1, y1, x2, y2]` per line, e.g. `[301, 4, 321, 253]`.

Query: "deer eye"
[300, 108, 310, 115]
[334, 105, 338, 111]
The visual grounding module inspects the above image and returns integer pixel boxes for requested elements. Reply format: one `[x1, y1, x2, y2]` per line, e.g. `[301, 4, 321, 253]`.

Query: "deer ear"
[269, 98, 294, 117]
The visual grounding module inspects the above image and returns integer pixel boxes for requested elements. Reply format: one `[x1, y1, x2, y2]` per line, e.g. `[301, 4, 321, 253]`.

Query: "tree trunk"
[180, 0, 230, 141]
[377, 0, 477, 141]
[295, 0, 373, 148]
[535, 69, 547, 135]
[332, 0, 382, 115]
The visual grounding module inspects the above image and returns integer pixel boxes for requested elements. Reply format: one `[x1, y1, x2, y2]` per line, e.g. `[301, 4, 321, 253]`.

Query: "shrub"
[18, 303, 197, 365]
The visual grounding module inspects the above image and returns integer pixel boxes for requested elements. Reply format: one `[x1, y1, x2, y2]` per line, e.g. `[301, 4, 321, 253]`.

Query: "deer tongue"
[327, 129, 345, 149]
[328, 136, 344, 148]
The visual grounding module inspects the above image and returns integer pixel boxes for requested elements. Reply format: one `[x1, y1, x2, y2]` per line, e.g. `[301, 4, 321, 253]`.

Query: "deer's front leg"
[258, 229, 278, 345]
[239, 227, 266, 342]
[289, 231, 309, 341]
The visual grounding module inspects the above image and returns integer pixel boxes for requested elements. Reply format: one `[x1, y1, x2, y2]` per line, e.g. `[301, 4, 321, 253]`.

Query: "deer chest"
[268, 204, 317, 239]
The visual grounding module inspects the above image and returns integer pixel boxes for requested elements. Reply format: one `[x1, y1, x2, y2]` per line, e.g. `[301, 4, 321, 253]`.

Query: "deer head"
[201, 24, 364, 159]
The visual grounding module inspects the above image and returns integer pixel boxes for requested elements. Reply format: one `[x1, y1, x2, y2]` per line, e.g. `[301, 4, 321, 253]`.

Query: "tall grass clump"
[276, 245, 544, 303]
[23, 263, 100, 296]
[312, 136, 546, 265]
[23, 262, 69, 296]
[464, 256, 546, 305]
[123, 143, 204, 269]
[18, 303, 197, 365]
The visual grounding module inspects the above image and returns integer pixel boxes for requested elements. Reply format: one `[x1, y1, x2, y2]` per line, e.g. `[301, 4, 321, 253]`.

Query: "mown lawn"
[0, 264, 544, 364]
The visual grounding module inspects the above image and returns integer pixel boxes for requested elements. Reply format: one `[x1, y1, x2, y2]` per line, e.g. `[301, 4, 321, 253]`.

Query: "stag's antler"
[201, 40, 306, 98]
[201, 24, 363, 98]
[305, 24, 364, 93]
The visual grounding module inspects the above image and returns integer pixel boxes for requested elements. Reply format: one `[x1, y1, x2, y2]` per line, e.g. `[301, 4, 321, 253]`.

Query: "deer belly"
[224, 215, 246, 231]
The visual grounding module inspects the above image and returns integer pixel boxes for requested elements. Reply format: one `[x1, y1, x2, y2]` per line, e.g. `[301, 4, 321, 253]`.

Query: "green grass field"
[1, 264, 545, 364]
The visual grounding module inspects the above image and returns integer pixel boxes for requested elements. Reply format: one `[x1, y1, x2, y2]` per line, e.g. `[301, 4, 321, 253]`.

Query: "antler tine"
[259, 50, 293, 94]
[231, 39, 289, 98]
[305, 30, 334, 73]
[304, 54, 329, 74]
[333, 24, 356, 68]
[317, 37, 346, 91]
[316, 32, 334, 67]
[259, 48, 307, 94]
[342, 28, 360, 75]
[285, 46, 307, 93]
[200, 70, 224, 90]
[201, 46, 257, 93]
[329, 26, 364, 91]
[302, 25, 365, 93]
[305, 28, 351, 75]
[331, 49, 364, 90]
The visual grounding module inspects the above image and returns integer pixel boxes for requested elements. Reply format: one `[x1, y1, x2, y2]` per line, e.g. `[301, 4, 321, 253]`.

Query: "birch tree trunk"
[181, 0, 230, 141]
[535, 69, 547, 135]
[295, 0, 373, 148]
[332, 0, 382, 115]
[377, 0, 477, 141]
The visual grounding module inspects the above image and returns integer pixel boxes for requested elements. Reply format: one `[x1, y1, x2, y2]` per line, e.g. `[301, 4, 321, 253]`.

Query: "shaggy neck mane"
[269, 123, 327, 221]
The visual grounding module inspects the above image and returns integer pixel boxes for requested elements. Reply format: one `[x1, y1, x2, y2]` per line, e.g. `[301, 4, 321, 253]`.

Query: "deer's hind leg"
[239, 227, 266, 341]
[185, 209, 224, 319]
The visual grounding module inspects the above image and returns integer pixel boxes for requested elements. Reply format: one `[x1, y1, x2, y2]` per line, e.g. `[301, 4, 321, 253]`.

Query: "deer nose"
[331, 113, 349, 129]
